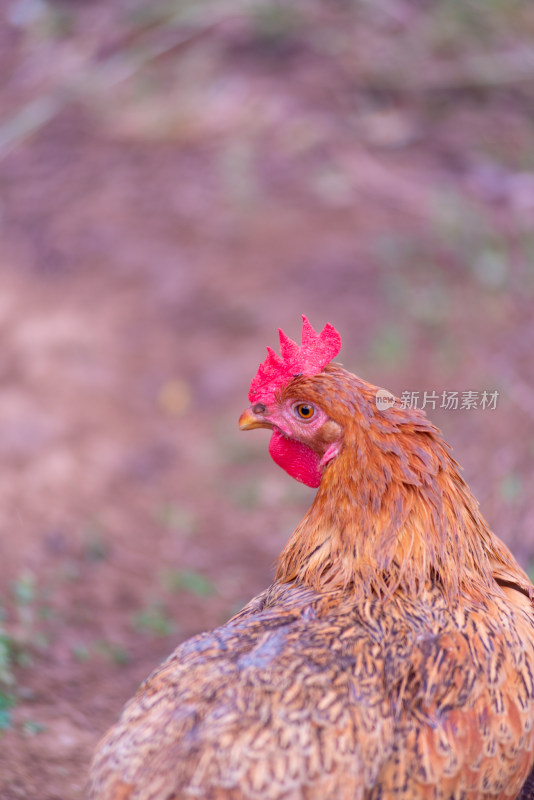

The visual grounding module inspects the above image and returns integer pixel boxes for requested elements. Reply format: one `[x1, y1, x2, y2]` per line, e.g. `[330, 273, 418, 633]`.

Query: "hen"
[89, 317, 534, 800]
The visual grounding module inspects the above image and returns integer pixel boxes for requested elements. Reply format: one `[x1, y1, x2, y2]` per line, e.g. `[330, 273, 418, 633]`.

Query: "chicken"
[89, 316, 534, 800]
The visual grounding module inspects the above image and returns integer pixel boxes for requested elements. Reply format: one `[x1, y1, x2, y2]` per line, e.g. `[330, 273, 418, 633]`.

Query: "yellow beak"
[238, 407, 272, 431]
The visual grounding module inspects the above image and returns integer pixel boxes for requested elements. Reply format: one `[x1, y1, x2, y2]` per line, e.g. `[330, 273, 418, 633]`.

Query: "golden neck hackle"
[276, 367, 524, 604]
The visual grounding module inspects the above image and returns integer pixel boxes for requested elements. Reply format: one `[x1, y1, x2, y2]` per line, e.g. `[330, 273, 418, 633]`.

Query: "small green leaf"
[500, 473, 522, 505]
[12, 572, 36, 607]
[71, 644, 91, 662]
[94, 640, 131, 665]
[22, 720, 46, 737]
[132, 604, 175, 637]
[161, 569, 216, 597]
[154, 504, 196, 536]
[0, 693, 15, 732]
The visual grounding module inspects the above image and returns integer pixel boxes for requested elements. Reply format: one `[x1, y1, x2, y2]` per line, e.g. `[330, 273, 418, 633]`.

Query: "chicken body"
[89, 360, 534, 800]
[91, 583, 534, 799]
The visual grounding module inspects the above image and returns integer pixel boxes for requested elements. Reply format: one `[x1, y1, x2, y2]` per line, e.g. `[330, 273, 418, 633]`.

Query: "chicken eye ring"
[294, 402, 315, 420]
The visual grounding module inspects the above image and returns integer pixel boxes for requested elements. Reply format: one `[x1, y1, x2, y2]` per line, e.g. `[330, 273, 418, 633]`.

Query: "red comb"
[248, 316, 342, 403]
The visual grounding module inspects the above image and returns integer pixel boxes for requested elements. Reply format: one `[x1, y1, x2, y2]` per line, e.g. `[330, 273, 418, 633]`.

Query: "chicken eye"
[295, 403, 314, 420]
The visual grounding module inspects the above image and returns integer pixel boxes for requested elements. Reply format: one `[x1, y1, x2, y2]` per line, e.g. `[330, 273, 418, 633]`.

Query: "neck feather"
[276, 393, 527, 603]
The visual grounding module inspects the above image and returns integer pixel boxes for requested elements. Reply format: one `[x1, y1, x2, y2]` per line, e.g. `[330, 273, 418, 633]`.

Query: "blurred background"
[1, 0, 534, 796]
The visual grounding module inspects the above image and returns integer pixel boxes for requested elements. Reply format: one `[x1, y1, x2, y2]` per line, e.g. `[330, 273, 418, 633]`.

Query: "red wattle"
[268, 429, 322, 488]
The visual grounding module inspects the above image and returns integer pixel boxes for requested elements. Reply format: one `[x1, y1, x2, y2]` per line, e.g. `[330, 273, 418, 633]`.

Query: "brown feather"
[89, 365, 534, 800]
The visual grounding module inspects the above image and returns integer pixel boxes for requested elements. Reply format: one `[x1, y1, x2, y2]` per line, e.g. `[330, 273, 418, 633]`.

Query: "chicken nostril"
[252, 403, 266, 415]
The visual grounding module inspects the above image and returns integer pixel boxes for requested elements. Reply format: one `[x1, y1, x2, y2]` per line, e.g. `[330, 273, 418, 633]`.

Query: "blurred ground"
[0, 1, 534, 797]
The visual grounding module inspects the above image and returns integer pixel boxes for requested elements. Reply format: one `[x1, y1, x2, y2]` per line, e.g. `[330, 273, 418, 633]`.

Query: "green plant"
[0, 571, 49, 733]
[22, 720, 47, 737]
[161, 568, 216, 597]
[82, 521, 110, 562]
[0, 691, 15, 732]
[94, 640, 131, 665]
[154, 503, 197, 536]
[500, 473, 522, 506]
[0, 606, 16, 732]
[71, 643, 91, 662]
[133, 602, 175, 636]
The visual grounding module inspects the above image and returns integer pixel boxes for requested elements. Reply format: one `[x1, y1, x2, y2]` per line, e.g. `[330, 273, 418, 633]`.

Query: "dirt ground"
[1, 2, 534, 798]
